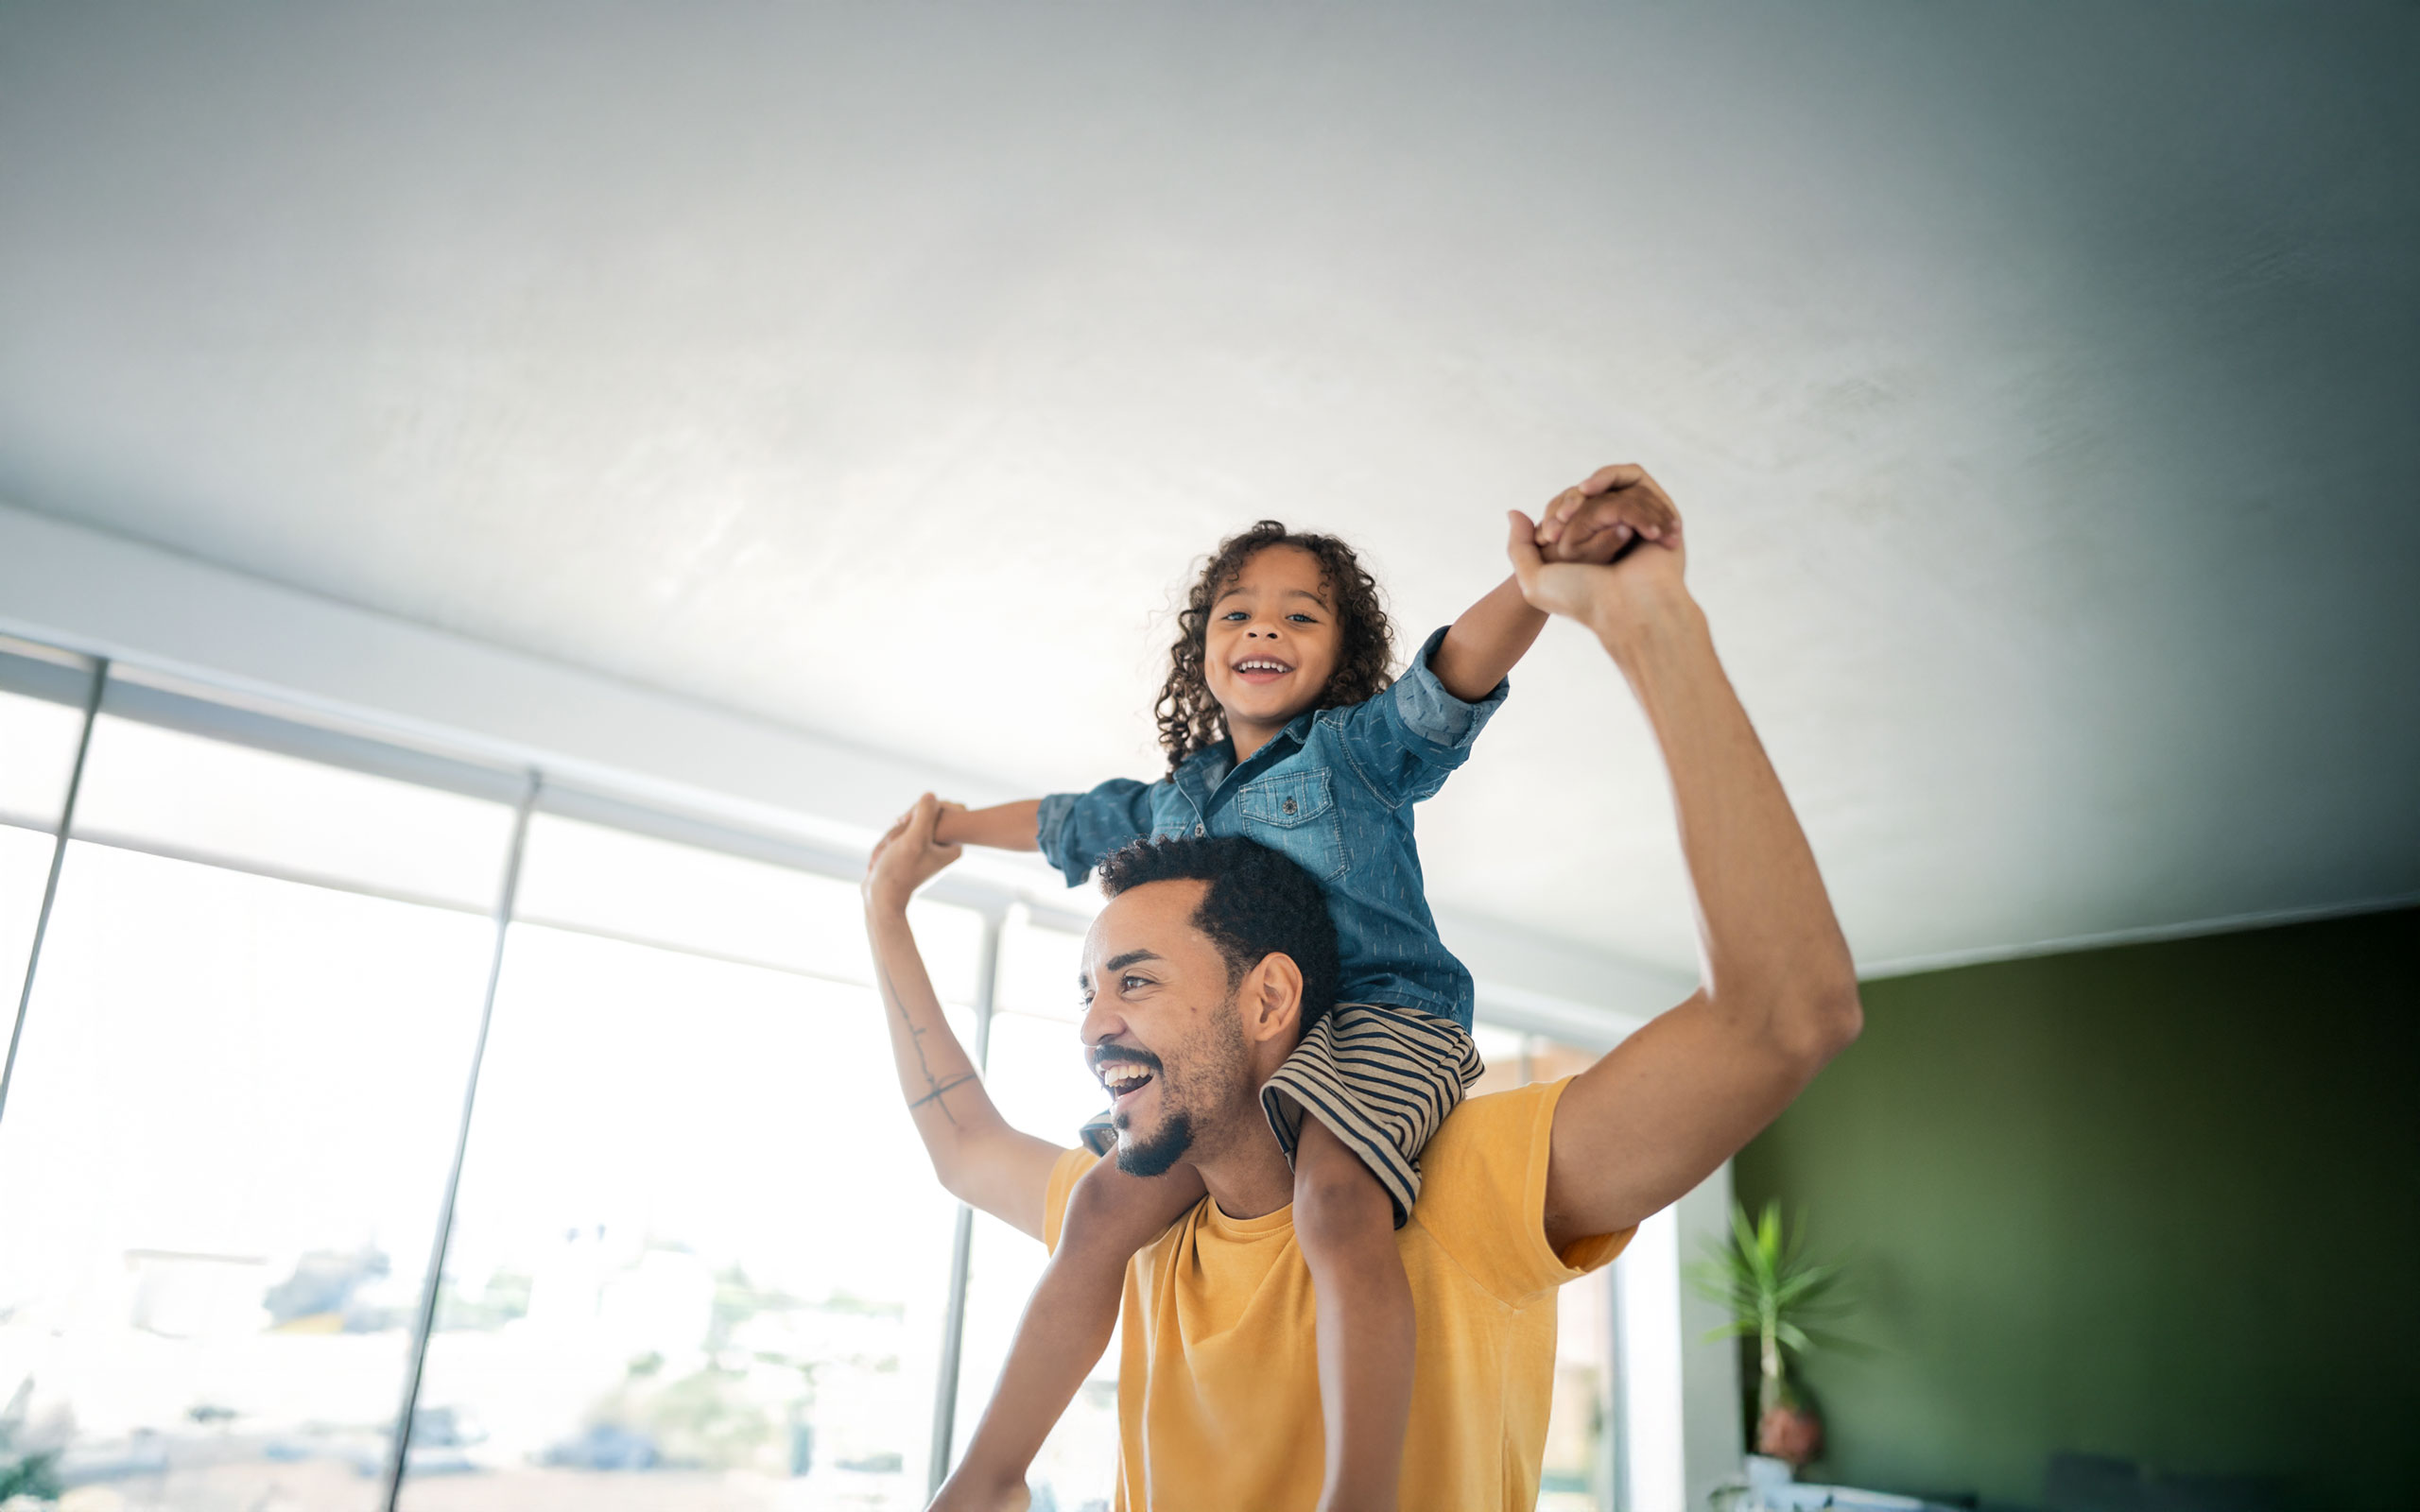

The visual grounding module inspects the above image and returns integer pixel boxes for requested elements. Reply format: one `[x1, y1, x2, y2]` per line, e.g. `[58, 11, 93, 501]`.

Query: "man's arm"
[1503, 471, 1862, 1251]
[864, 793, 1065, 1240]
[932, 799, 1041, 851]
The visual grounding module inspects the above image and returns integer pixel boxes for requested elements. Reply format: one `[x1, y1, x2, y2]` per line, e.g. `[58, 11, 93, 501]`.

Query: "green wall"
[1733, 906, 2419, 1512]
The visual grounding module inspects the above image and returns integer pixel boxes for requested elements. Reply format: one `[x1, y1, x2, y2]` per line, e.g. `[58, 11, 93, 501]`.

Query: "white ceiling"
[1, 4, 2413, 977]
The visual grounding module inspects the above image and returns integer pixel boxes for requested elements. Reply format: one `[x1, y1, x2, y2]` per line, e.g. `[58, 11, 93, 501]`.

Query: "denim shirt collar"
[1170, 710, 1319, 820]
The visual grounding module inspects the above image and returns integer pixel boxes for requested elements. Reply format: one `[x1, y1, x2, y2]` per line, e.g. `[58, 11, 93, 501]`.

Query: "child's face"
[1202, 545, 1342, 736]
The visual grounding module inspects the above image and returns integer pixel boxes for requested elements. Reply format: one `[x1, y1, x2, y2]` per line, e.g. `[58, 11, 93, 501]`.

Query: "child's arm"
[1429, 574, 1550, 702]
[865, 794, 1063, 1240]
[933, 798, 1041, 850]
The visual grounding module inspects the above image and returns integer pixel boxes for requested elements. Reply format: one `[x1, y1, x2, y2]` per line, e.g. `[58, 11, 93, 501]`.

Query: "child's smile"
[1203, 545, 1342, 761]
[1233, 654, 1295, 685]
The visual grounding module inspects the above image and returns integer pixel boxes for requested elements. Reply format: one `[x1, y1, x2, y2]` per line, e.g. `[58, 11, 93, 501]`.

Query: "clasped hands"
[1508, 463, 1691, 639]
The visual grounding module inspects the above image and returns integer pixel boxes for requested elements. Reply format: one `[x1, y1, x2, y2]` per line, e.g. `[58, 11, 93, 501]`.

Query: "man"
[861, 466, 1862, 1510]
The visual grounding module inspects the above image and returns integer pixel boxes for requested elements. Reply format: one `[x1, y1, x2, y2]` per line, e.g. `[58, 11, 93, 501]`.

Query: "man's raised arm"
[863, 793, 1066, 1241]
[1509, 468, 1864, 1250]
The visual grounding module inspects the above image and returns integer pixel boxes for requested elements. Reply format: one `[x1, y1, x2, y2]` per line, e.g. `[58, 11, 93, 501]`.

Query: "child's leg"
[1292, 1117, 1414, 1512]
[933, 1155, 1205, 1512]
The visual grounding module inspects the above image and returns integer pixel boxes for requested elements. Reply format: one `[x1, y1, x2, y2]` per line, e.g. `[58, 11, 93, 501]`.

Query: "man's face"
[1078, 880, 1257, 1177]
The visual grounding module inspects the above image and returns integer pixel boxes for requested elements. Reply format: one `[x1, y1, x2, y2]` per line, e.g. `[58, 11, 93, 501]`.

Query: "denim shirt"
[1036, 626, 1506, 1030]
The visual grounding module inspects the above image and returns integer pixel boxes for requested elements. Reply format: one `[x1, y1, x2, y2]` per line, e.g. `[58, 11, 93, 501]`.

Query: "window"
[1472, 1026, 1618, 1512]
[0, 659, 91, 993]
[0, 684, 509, 1511]
[401, 810, 979, 1511]
[0, 642, 1638, 1511]
[950, 913, 1118, 1512]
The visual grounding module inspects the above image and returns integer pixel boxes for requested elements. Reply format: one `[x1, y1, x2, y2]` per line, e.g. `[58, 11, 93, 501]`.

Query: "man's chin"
[1114, 1109, 1195, 1179]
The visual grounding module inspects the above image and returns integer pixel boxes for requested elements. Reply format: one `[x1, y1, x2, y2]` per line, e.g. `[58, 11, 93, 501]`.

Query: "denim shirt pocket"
[1235, 768, 1348, 882]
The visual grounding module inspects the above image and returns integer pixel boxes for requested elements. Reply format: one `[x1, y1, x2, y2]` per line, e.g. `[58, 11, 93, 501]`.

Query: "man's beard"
[1108, 987, 1246, 1178]
[1115, 1108, 1197, 1178]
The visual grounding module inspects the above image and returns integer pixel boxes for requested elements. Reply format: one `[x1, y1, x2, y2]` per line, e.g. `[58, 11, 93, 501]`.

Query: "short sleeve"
[1332, 626, 1510, 806]
[1411, 1078, 1633, 1306]
[1042, 1146, 1100, 1254]
[1036, 777, 1159, 886]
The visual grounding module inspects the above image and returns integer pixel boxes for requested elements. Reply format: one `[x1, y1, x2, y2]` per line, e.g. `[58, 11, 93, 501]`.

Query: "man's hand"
[1534, 463, 1683, 564]
[1507, 465, 1689, 645]
[864, 792, 964, 911]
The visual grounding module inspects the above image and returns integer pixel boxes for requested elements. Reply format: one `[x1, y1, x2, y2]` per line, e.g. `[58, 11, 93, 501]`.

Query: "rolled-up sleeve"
[1036, 778, 1157, 886]
[1335, 626, 1510, 805]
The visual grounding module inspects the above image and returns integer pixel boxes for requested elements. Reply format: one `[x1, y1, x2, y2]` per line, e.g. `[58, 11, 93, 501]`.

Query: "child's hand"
[1533, 464, 1684, 564]
[927, 799, 972, 848]
[865, 793, 964, 910]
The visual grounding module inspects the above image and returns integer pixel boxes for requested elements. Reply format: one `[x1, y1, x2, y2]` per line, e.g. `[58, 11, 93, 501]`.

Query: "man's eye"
[1122, 974, 1151, 991]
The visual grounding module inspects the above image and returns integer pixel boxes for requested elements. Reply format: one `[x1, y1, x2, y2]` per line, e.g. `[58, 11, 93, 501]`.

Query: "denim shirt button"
[1194, 823, 1205, 836]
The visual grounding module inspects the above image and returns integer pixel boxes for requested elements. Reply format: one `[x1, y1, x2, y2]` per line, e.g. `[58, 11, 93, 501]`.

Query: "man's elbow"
[921, 1133, 977, 1205]
[1774, 973, 1862, 1069]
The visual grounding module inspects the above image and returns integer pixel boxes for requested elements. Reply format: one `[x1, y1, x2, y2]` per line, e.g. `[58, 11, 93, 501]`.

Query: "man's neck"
[1187, 1119, 1298, 1221]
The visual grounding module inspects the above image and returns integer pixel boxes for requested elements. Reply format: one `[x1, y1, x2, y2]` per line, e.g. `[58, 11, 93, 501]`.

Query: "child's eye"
[1287, 613, 1319, 624]
[1220, 610, 1248, 622]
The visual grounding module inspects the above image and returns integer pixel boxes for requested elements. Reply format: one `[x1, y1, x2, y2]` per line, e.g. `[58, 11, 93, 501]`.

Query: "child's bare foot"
[927, 1470, 1030, 1512]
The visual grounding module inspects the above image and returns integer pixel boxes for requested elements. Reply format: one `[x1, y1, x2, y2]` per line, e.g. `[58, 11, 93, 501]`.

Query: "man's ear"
[1239, 953, 1305, 1045]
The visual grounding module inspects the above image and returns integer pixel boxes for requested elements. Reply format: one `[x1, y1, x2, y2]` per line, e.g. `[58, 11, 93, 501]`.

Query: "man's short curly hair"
[1098, 834, 1340, 1032]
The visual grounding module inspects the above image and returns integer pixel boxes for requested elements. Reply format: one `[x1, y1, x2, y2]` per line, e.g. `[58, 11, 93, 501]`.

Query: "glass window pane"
[0, 685, 88, 991]
[513, 813, 984, 1004]
[0, 826, 53, 1001]
[993, 907, 1086, 1022]
[0, 842, 499, 1510]
[952, 918, 1118, 1509]
[1488, 1027, 1617, 1512]
[0, 686, 86, 830]
[403, 824, 964, 1510]
[72, 715, 516, 909]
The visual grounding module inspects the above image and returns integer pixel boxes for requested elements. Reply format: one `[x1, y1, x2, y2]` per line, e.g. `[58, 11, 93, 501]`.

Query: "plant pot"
[1754, 1400, 1823, 1469]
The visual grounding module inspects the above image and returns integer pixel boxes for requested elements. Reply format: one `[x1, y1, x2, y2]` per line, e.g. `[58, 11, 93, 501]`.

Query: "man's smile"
[1102, 1066, 1156, 1108]
[1095, 1049, 1162, 1109]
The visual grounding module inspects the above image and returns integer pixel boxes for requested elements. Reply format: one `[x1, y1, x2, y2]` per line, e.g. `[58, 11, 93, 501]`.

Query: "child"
[931, 485, 1674, 1512]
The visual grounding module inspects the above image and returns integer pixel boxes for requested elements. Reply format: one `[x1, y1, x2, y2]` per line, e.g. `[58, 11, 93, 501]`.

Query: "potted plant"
[1685, 1199, 1857, 1471]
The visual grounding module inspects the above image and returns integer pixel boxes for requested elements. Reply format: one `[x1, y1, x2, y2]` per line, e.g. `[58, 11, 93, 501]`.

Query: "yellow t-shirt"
[1042, 1076, 1631, 1511]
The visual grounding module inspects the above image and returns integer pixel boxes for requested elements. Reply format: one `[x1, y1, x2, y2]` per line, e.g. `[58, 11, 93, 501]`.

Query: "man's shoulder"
[1420, 1078, 1565, 1183]
[1409, 1077, 1629, 1303]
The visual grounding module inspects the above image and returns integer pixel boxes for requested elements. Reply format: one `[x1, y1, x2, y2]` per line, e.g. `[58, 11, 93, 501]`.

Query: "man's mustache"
[1090, 1045, 1163, 1075]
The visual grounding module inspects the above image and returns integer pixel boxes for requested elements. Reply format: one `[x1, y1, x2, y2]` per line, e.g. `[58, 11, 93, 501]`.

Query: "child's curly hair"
[1154, 521, 1395, 771]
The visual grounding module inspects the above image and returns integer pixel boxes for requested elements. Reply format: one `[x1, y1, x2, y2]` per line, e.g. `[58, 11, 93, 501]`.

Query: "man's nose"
[1079, 996, 1125, 1052]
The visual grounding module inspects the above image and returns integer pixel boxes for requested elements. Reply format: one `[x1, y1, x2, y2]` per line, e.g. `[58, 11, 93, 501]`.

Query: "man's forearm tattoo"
[910, 1074, 979, 1109]
[875, 954, 964, 1125]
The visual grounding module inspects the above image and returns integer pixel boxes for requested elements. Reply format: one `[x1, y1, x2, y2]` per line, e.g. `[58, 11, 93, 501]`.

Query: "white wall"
[1618, 1165, 1744, 1512]
[1677, 1166, 1748, 1508]
[1617, 1202, 1687, 1512]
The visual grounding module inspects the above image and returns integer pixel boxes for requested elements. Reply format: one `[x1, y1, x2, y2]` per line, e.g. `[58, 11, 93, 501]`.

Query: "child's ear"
[1242, 954, 1305, 1045]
